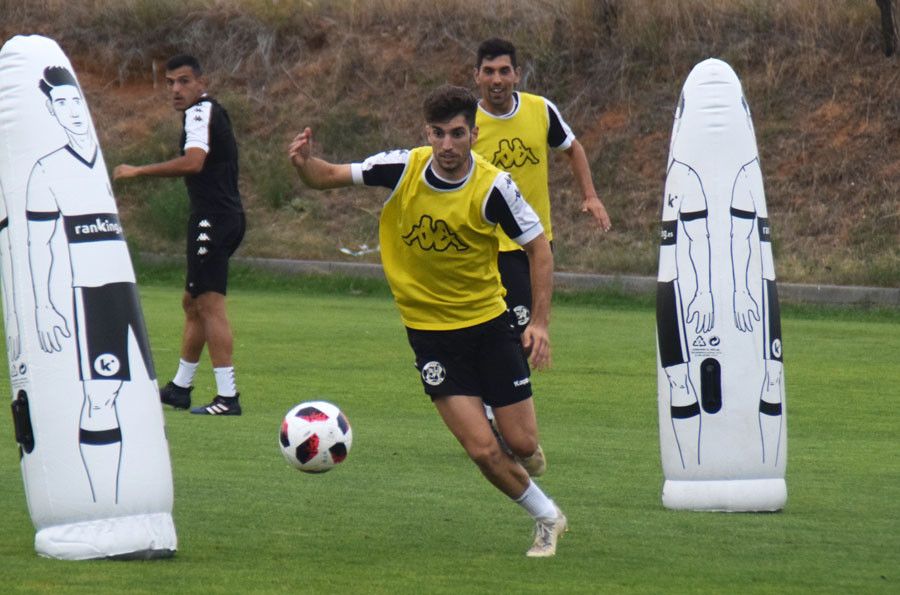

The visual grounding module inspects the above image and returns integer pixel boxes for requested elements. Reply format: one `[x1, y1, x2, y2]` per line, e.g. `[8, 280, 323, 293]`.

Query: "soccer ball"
[279, 401, 352, 473]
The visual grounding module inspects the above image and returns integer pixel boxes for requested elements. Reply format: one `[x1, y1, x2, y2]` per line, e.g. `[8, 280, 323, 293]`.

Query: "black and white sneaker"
[190, 394, 242, 416]
[160, 381, 192, 410]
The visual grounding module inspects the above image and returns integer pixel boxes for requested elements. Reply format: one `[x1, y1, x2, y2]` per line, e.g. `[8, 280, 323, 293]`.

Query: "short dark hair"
[38, 66, 79, 98]
[476, 38, 517, 69]
[423, 85, 478, 129]
[166, 54, 203, 76]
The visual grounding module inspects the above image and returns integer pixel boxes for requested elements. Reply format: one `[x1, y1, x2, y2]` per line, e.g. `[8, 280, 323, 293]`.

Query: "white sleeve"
[183, 101, 212, 153]
[731, 158, 767, 218]
[352, 150, 410, 189]
[25, 160, 58, 213]
[484, 173, 544, 245]
[350, 163, 365, 185]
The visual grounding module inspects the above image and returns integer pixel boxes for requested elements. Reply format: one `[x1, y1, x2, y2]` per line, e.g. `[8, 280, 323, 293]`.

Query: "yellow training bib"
[379, 147, 508, 330]
[475, 92, 552, 251]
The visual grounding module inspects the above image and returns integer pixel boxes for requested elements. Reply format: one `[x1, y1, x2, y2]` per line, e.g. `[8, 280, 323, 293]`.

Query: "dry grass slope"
[2, 0, 898, 286]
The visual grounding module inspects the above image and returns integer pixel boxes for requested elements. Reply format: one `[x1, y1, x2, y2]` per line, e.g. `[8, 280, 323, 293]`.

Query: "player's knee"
[504, 433, 538, 460]
[193, 293, 226, 321]
[466, 440, 505, 471]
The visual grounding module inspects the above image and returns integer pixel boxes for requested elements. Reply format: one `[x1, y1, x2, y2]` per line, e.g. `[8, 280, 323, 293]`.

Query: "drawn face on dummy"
[46, 84, 88, 137]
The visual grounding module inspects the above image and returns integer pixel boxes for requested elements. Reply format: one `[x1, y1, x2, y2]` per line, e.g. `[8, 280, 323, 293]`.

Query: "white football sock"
[173, 359, 199, 388]
[214, 366, 237, 398]
[514, 479, 557, 520]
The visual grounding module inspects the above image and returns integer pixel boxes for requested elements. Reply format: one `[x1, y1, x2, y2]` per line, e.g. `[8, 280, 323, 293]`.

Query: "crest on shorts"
[421, 361, 446, 386]
[512, 305, 530, 327]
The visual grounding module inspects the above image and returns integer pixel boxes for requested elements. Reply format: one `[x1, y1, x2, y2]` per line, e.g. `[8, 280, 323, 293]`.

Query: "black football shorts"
[185, 211, 245, 297]
[406, 312, 533, 408]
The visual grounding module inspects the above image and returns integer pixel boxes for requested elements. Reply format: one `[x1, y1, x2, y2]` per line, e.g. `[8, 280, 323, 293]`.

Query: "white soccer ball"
[279, 401, 353, 473]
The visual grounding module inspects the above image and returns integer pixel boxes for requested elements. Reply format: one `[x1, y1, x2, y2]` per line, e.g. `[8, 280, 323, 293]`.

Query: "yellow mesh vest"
[379, 147, 508, 330]
[474, 92, 552, 251]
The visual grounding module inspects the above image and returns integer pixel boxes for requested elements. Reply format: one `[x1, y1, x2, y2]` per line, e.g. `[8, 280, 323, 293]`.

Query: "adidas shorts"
[406, 312, 533, 408]
[185, 211, 245, 297]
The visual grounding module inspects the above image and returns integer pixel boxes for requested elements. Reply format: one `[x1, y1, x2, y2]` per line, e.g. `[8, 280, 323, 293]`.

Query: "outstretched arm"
[521, 233, 553, 370]
[113, 147, 207, 180]
[289, 127, 353, 190]
[562, 139, 611, 231]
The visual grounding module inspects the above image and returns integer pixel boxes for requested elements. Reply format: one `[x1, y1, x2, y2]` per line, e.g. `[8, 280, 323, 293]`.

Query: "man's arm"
[521, 233, 553, 370]
[113, 147, 206, 180]
[26, 218, 70, 353]
[730, 213, 759, 332]
[25, 165, 70, 353]
[289, 127, 353, 189]
[562, 138, 611, 231]
[683, 216, 714, 334]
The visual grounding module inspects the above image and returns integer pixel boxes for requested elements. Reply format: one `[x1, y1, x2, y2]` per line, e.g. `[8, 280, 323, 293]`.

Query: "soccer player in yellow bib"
[289, 85, 567, 557]
[473, 38, 612, 472]
[474, 38, 611, 332]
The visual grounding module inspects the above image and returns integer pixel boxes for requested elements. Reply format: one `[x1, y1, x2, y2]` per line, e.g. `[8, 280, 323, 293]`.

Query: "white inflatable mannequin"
[0, 35, 177, 559]
[656, 58, 787, 511]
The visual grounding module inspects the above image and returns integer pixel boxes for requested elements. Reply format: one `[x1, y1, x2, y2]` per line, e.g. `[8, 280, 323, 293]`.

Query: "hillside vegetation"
[2, 0, 898, 286]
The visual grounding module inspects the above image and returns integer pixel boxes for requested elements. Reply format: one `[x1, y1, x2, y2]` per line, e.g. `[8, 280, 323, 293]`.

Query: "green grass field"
[1, 273, 898, 594]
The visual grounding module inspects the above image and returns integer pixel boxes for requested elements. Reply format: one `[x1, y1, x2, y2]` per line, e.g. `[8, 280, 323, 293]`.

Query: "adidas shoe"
[526, 506, 568, 558]
[518, 444, 547, 477]
[160, 381, 192, 410]
[190, 394, 242, 416]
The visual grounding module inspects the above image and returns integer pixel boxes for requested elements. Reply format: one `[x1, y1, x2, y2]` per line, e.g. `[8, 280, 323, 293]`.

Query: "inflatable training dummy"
[656, 58, 787, 511]
[0, 34, 176, 559]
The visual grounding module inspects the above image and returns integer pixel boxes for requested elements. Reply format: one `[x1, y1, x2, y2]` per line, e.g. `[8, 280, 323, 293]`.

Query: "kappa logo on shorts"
[771, 338, 782, 358]
[421, 361, 446, 386]
[93, 353, 121, 377]
[512, 305, 530, 327]
[513, 377, 530, 388]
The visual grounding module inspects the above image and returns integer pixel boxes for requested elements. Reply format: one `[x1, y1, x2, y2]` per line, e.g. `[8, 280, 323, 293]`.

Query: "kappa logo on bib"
[421, 361, 446, 386]
[402, 215, 469, 252]
[93, 353, 121, 377]
[492, 138, 539, 169]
